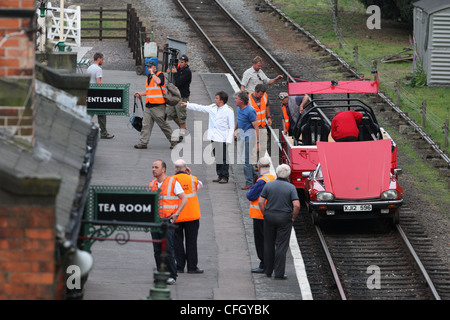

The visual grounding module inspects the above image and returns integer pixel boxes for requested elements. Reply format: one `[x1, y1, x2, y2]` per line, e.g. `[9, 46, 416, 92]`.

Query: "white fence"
[36, 2, 81, 48]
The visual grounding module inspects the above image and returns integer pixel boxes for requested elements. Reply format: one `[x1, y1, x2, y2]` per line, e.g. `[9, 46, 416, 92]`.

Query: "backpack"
[159, 76, 181, 106]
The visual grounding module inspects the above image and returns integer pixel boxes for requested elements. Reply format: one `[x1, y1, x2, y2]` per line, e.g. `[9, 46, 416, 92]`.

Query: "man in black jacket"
[167, 54, 192, 140]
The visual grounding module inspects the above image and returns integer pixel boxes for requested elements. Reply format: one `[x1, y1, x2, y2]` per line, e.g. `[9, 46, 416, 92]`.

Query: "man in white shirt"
[240, 56, 283, 93]
[86, 52, 114, 139]
[180, 91, 235, 183]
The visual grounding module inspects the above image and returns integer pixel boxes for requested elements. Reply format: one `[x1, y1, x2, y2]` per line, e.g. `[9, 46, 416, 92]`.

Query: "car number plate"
[343, 204, 372, 212]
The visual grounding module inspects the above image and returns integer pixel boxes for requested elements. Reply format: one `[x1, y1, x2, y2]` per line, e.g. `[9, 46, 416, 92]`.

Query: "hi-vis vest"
[145, 71, 166, 105]
[149, 176, 179, 218]
[249, 173, 276, 219]
[249, 92, 268, 127]
[281, 104, 290, 132]
[175, 173, 201, 223]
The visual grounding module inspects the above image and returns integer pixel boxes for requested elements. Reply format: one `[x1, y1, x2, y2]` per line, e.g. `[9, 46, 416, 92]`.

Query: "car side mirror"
[393, 168, 402, 175]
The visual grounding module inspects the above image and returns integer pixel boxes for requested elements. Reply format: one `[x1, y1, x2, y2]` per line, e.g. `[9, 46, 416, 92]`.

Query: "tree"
[358, 0, 414, 24]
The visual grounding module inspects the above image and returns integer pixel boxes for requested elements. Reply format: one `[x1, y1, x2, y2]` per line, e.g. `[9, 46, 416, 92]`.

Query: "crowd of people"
[88, 51, 360, 285]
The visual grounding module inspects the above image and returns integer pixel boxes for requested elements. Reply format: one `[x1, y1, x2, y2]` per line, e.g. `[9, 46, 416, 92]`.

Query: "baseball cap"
[278, 92, 289, 100]
[146, 60, 157, 67]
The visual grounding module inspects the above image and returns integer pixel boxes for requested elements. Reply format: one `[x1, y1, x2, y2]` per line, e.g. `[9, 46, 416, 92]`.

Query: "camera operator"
[167, 54, 192, 141]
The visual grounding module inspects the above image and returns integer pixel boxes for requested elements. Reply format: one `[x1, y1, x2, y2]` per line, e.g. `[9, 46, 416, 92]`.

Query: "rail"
[315, 225, 347, 300]
[213, 1, 293, 83]
[314, 223, 441, 300]
[174, 0, 291, 85]
[174, 0, 239, 82]
[396, 224, 441, 300]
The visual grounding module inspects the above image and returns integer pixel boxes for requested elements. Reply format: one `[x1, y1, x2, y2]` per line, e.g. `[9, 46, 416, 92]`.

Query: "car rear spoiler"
[288, 74, 379, 95]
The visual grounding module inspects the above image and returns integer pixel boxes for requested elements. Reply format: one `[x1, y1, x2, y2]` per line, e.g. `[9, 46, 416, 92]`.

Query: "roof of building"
[414, 0, 450, 14]
[0, 78, 96, 245]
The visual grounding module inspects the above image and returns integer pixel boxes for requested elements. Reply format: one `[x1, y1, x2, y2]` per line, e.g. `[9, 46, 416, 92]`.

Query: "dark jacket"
[174, 64, 192, 98]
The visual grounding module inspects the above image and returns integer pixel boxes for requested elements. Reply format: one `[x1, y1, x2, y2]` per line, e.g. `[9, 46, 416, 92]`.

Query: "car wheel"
[311, 210, 321, 226]
[392, 208, 400, 226]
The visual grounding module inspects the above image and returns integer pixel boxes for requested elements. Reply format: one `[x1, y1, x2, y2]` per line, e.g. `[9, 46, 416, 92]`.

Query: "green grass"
[382, 121, 450, 217]
[273, 0, 449, 216]
[275, 0, 450, 153]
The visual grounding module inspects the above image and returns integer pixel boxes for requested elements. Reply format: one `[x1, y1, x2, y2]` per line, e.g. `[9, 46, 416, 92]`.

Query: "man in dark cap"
[167, 54, 192, 141]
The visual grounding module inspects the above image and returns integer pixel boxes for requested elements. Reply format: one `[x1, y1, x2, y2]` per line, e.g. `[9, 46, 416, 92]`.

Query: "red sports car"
[303, 139, 403, 226]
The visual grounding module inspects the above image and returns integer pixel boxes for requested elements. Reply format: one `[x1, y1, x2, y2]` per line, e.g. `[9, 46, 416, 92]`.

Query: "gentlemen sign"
[87, 83, 130, 116]
[85, 186, 160, 225]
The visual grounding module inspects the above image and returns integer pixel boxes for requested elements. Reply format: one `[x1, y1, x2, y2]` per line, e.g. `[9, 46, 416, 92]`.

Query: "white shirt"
[156, 180, 184, 195]
[87, 64, 102, 84]
[241, 67, 270, 92]
[186, 102, 235, 144]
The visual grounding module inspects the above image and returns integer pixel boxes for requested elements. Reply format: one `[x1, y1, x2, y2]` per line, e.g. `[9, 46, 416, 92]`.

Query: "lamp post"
[56, 0, 65, 51]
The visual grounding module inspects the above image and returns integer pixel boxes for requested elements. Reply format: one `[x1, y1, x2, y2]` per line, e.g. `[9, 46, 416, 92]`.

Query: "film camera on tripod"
[164, 47, 180, 83]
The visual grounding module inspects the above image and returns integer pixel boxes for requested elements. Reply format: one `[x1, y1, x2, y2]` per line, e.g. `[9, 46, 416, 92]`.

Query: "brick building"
[1, 0, 97, 299]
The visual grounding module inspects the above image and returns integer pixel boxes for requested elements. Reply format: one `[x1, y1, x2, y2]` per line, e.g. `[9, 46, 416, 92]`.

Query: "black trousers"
[263, 212, 292, 278]
[213, 141, 229, 180]
[151, 228, 177, 279]
[335, 136, 358, 142]
[253, 218, 265, 269]
[174, 219, 200, 272]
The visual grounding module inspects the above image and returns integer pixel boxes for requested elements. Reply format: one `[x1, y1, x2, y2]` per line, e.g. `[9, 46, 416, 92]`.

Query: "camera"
[164, 47, 180, 68]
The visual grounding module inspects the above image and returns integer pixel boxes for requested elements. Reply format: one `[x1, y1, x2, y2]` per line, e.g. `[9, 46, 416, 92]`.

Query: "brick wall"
[0, 0, 36, 141]
[0, 203, 57, 299]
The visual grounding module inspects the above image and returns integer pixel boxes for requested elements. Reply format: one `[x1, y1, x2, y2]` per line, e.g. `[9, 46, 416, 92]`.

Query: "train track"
[173, 0, 450, 300]
[174, 0, 291, 124]
[316, 218, 440, 300]
[174, 0, 290, 84]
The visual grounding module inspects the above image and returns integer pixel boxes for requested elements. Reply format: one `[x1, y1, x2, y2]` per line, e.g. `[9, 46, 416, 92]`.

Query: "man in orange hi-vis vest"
[172, 159, 204, 274]
[134, 60, 177, 150]
[249, 84, 271, 128]
[148, 160, 187, 285]
[278, 92, 310, 136]
[246, 157, 276, 273]
[248, 84, 271, 160]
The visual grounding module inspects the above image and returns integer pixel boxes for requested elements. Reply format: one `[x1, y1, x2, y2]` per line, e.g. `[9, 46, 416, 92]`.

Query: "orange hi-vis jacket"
[174, 173, 201, 222]
[281, 104, 290, 132]
[249, 91, 268, 127]
[145, 71, 166, 105]
[249, 173, 276, 219]
[149, 176, 180, 219]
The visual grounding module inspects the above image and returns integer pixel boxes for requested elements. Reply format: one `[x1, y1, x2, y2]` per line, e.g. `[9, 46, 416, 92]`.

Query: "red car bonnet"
[317, 140, 392, 199]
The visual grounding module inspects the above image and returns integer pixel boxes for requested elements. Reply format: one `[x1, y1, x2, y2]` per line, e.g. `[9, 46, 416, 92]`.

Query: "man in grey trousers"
[258, 164, 300, 279]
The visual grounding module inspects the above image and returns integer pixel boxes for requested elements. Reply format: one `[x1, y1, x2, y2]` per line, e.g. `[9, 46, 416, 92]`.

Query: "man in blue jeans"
[234, 91, 260, 190]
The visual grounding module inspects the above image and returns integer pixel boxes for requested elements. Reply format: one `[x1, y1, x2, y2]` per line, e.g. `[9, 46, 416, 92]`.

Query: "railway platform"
[81, 67, 307, 301]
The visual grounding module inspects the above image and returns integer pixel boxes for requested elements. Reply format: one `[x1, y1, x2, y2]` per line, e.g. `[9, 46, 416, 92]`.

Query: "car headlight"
[381, 190, 398, 200]
[316, 192, 335, 201]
